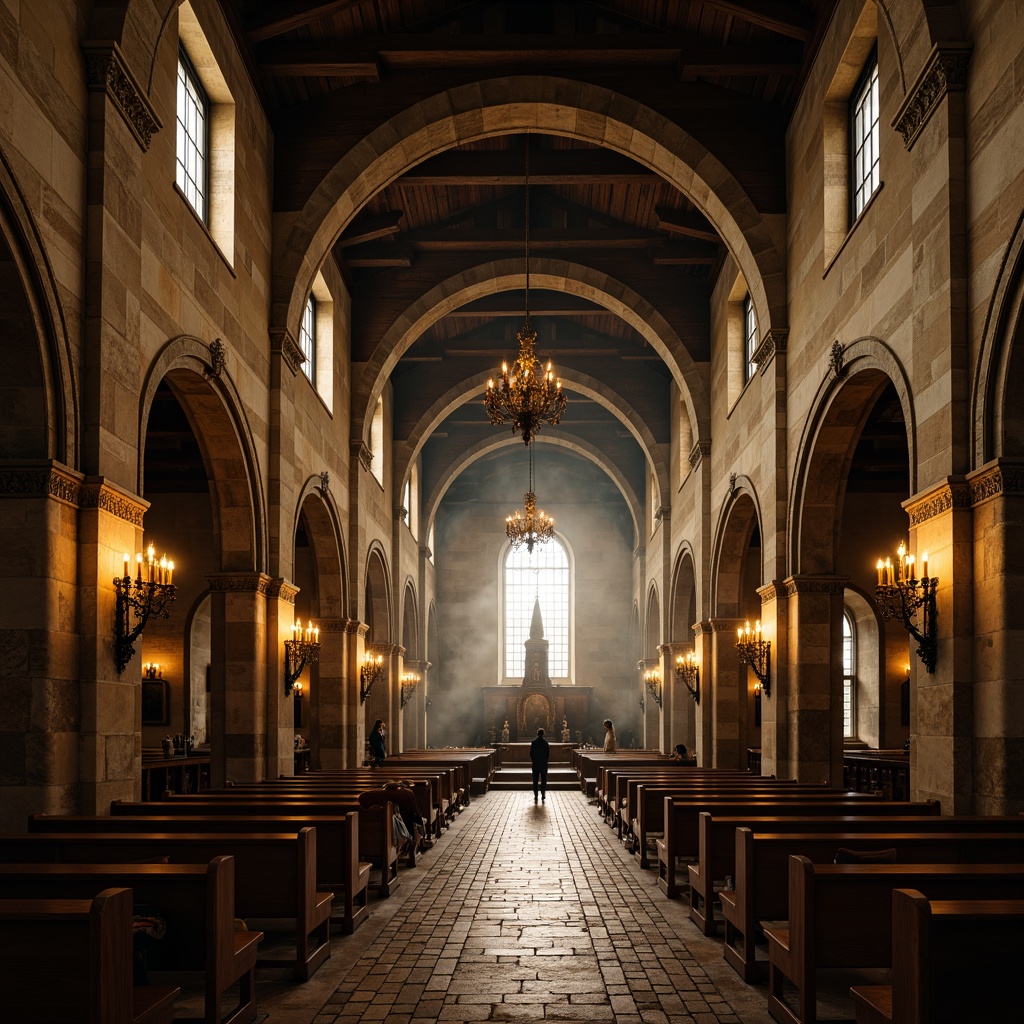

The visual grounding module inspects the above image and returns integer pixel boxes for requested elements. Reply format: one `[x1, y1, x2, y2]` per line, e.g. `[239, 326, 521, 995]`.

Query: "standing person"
[369, 718, 386, 766]
[530, 728, 550, 803]
[603, 719, 617, 753]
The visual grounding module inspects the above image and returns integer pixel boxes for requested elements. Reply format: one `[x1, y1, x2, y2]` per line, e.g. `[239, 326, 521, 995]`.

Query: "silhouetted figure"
[531, 728, 550, 802]
[369, 718, 386, 765]
[603, 719, 617, 752]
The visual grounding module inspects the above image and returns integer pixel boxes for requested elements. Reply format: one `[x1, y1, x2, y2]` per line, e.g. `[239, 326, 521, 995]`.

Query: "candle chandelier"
[114, 544, 176, 674]
[875, 540, 938, 673]
[284, 619, 320, 696]
[506, 443, 555, 554]
[674, 650, 700, 704]
[736, 619, 771, 696]
[484, 137, 567, 445]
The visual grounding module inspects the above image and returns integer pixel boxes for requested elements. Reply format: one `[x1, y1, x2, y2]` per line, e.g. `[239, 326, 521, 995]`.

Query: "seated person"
[671, 743, 691, 762]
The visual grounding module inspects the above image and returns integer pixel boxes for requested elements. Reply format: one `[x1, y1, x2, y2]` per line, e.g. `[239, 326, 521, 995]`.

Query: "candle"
[922, 551, 929, 577]
[136, 552, 143, 582]
[876, 558, 884, 585]
[123, 553, 130, 578]
[313, 627, 319, 642]
[167, 561, 173, 586]
[907, 554, 915, 581]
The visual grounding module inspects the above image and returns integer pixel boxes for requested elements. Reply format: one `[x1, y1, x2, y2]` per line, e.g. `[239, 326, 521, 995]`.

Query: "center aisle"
[276, 790, 772, 1024]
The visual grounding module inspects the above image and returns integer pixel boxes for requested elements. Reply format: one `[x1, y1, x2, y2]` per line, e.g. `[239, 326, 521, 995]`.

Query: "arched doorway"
[669, 551, 699, 756]
[363, 546, 393, 758]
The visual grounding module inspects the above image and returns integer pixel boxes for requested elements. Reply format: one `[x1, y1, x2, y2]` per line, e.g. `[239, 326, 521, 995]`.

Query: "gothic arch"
[0, 143, 77, 465]
[422, 434, 642, 548]
[294, 479, 347, 619]
[354, 256, 709, 465]
[789, 338, 915, 576]
[972, 208, 1024, 465]
[711, 480, 764, 618]
[139, 335, 266, 573]
[394, 366, 669, 504]
[401, 581, 420, 661]
[271, 79, 785, 385]
[364, 542, 393, 644]
[670, 545, 699, 642]
[645, 584, 661, 660]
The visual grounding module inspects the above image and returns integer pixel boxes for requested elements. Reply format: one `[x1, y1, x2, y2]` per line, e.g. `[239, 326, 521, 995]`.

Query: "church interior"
[2, 0, 1024, 1020]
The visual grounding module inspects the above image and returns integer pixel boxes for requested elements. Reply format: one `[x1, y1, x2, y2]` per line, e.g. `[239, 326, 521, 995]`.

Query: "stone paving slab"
[244, 790, 776, 1024]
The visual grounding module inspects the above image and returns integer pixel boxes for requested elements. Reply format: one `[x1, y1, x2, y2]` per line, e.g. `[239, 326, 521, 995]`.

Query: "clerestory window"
[744, 294, 758, 382]
[850, 48, 880, 220]
[842, 611, 857, 738]
[504, 537, 569, 680]
[299, 295, 316, 387]
[176, 46, 208, 222]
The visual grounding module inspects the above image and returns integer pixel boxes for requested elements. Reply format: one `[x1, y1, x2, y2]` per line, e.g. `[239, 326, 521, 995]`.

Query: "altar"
[496, 741, 575, 765]
[481, 597, 593, 742]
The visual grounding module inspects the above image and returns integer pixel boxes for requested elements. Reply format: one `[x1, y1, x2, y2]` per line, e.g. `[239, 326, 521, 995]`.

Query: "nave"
[253, 790, 768, 1024]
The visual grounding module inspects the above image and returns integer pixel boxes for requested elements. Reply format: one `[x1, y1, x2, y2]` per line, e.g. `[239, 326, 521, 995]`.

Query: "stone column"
[781, 575, 847, 787]
[387, 645, 405, 753]
[265, 579, 299, 780]
[78, 479, 151, 813]
[402, 658, 428, 750]
[206, 573, 270, 786]
[691, 620, 713, 764]
[347, 620, 370, 767]
[637, 658, 659, 749]
[707, 618, 745, 770]
[968, 460, 1024, 813]
[904, 480, 974, 812]
[757, 581, 788, 780]
[315, 617, 352, 769]
[659, 642, 694, 755]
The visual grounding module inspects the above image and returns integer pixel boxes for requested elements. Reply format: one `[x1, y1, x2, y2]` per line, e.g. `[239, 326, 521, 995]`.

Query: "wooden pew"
[851, 889, 1024, 1024]
[764, 857, 1024, 1024]
[0, 857, 260, 1024]
[633, 792, 914, 869]
[0, 887, 179, 1024]
[681, 807, 1013, 929]
[115, 794, 401, 896]
[35, 810, 370, 934]
[0, 829, 331, 982]
[721, 827, 1024, 983]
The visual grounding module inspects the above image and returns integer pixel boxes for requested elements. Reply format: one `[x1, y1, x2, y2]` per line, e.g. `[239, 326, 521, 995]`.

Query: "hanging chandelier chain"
[525, 135, 530, 323]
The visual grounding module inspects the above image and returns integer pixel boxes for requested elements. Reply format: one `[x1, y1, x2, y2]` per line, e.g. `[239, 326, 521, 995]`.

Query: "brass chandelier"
[506, 443, 555, 554]
[484, 138, 567, 445]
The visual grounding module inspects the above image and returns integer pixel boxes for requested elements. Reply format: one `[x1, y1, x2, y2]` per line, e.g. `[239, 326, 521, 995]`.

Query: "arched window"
[504, 538, 570, 679]
[842, 610, 856, 738]
[369, 396, 384, 485]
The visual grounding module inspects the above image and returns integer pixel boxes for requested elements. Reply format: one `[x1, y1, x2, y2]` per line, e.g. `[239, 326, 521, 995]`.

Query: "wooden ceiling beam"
[399, 150, 656, 186]
[694, 0, 812, 42]
[336, 209, 405, 248]
[448, 294, 609, 317]
[246, 0, 366, 44]
[259, 55, 381, 79]
[678, 45, 802, 79]
[402, 226, 667, 251]
[654, 205, 719, 242]
[342, 242, 414, 267]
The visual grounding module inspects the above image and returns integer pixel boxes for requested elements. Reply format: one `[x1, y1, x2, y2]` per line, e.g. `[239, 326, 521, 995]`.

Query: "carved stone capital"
[967, 459, 1024, 507]
[892, 43, 972, 150]
[394, 505, 409, 523]
[316, 617, 356, 633]
[79, 478, 149, 526]
[688, 440, 711, 470]
[708, 617, 746, 634]
[757, 580, 787, 604]
[269, 328, 304, 376]
[82, 41, 162, 150]
[0, 462, 84, 506]
[903, 478, 972, 526]
[350, 441, 373, 472]
[206, 572, 272, 595]
[691, 619, 714, 638]
[346, 620, 370, 638]
[783, 575, 848, 597]
[266, 578, 300, 603]
[754, 328, 788, 376]
[654, 505, 670, 523]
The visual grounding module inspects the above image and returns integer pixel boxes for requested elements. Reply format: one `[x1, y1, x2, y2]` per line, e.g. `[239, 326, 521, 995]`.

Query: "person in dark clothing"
[530, 728, 550, 802]
[369, 718, 386, 765]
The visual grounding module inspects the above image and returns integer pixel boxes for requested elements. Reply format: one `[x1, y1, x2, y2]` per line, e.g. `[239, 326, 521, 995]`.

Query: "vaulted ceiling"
[221, 0, 838, 538]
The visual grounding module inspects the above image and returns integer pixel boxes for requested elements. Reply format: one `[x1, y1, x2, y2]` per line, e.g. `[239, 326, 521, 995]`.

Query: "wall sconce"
[674, 650, 700, 704]
[736, 619, 771, 697]
[754, 681, 762, 727]
[114, 546, 176, 674]
[400, 671, 420, 709]
[293, 680, 304, 699]
[360, 650, 385, 704]
[142, 663, 162, 680]
[643, 668, 663, 708]
[284, 620, 320, 696]
[875, 541, 938, 673]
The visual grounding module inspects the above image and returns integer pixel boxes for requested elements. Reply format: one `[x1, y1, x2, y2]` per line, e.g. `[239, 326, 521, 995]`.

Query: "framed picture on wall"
[142, 678, 169, 725]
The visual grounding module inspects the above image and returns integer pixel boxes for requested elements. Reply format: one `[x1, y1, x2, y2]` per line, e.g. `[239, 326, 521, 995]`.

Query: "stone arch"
[711, 482, 764, 619]
[670, 545, 699, 643]
[294, 480, 347, 618]
[394, 367, 669, 504]
[422, 434, 641, 547]
[645, 584, 661, 660]
[401, 580, 419, 660]
[139, 336, 266, 573]
[973, 208, 1024, 465]
[0, 143, 77, 465]
[364, 542, 392, 644]
[874, 0, 966, 96]
[789, 339, 915, 576]
[272, 80, 785, 380]
[354, 257, 709, 462]
[628, 602, 641, 668]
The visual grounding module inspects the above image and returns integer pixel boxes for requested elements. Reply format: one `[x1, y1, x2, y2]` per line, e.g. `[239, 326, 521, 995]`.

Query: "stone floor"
[245, 789, 775, 1024]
